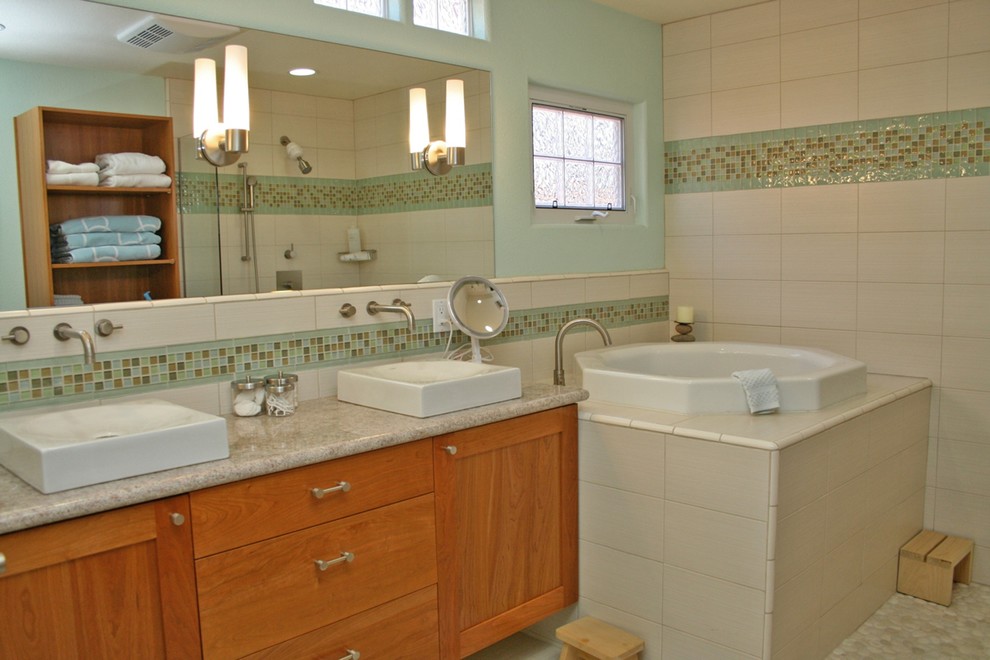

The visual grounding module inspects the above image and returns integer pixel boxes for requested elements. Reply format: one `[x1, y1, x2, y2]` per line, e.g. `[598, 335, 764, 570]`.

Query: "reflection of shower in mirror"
[280, 135, 312, 174]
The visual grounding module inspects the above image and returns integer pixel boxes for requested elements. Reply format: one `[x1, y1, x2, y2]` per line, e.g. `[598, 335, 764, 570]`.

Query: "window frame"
[313, 0, 487, 39]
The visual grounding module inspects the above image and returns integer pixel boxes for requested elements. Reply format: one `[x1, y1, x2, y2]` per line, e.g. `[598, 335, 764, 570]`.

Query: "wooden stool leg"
[559, 644, 583, 660]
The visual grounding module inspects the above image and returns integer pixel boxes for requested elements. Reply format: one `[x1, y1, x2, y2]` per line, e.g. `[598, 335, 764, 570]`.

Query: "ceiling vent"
[117, 15, 240, 53]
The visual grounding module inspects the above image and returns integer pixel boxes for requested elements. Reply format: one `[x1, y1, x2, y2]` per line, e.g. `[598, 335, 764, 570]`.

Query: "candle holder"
[671, 321, 695, 342]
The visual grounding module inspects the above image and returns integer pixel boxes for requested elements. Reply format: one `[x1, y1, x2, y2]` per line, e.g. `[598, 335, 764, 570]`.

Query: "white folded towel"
[46, 172, 100, 186]
[47, 160, 99, 174]
[731, 368, 780, 415]
[95, 152, 166, 175]
[99, 174, 172, 188]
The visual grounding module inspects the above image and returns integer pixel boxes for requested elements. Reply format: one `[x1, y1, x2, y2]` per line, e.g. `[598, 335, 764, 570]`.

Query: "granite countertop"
[0, 385, 587, 535]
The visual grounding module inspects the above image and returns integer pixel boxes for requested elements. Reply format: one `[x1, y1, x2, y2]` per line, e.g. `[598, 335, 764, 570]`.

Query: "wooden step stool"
[897, 530, 974, 606]
[556, 617, 645, 660]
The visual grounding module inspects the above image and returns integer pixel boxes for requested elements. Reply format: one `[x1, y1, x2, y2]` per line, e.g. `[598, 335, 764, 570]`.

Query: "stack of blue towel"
[50, 215, 163, 264]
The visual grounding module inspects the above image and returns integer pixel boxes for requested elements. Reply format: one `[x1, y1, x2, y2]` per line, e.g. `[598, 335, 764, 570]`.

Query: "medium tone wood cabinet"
[0, 496, 199, 659]
[434, 405, 579, 659]
[14, 106, 180, 307]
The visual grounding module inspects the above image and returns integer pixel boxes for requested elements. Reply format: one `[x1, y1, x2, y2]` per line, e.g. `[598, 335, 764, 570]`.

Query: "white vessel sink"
[0, 399, 228, 493]
[337, 360, 522, 417]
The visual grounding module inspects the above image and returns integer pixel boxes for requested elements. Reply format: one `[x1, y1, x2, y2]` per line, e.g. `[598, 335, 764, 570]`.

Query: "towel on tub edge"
[731, 368, 780, 415]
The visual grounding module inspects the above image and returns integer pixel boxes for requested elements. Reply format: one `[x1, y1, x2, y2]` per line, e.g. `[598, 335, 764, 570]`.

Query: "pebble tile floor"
[469, 583, 989, 659]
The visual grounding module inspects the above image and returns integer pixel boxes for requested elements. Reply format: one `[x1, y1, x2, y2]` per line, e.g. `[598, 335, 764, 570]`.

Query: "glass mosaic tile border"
[177, 163, 492, 215]
[665, 108, 990, 194]
[0, 296, 667, 409]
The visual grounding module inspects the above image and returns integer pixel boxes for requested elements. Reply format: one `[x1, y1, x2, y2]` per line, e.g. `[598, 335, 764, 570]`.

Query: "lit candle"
[676, 306, 694, 324]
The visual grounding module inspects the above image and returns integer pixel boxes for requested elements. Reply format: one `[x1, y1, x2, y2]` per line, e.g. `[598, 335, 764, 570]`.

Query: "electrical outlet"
[432, 299, 451, 333]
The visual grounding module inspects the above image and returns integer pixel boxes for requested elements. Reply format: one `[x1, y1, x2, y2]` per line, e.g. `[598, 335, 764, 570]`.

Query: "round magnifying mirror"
[447, 276, 509, 362]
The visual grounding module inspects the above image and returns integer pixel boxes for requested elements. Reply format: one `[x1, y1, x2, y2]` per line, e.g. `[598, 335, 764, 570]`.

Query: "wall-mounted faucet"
[53, 323, 96, 366]
[554, 318, 612, 386]
[367, 299, 416, 333]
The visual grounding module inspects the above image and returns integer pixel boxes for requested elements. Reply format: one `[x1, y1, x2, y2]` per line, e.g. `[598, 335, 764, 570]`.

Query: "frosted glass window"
[313, 0, 385, 17]
[415, 0, 471, 35]
[531, 103, 625, 211]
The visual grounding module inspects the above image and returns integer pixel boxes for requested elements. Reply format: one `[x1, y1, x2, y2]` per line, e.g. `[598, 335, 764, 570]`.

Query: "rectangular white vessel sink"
[0, 399, 228, 494]
[337, 360, 522, 418]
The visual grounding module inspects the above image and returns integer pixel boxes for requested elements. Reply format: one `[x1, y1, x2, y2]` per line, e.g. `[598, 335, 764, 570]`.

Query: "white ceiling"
[589, 0, 764, 25]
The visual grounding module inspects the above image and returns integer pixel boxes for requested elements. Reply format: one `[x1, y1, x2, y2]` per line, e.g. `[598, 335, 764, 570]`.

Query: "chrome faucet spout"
[554, 318, 612, 386]
[53, 323, 96, 366]
[367, 299, 416, 333]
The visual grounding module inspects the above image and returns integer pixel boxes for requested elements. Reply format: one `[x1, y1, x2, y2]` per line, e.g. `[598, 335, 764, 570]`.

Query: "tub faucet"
[367, 299, 416, 333]
[53, 323, 96, 366]
[554, 318, 612, 386]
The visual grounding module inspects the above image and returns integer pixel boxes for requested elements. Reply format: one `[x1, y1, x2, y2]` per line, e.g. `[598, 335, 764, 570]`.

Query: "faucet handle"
[96, 319, 123, 337]
[2, 326, 30, 346]
[392, 298, 411, 308]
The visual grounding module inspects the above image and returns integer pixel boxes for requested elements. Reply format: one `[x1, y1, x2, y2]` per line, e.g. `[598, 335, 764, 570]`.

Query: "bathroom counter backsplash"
[0, 384, 587, 535]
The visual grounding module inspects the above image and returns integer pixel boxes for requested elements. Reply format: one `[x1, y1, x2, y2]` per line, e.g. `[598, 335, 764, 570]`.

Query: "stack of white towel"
[50, 215, 163, 264]
[45, 153, 171, 188]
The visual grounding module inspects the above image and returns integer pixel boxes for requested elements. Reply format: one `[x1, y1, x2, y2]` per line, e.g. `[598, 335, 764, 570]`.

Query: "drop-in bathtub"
[575, 342, 867, 413]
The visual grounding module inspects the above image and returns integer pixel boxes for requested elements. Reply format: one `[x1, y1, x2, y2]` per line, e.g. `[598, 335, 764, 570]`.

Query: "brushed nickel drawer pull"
[338, 650, 361, 660]
[0, 552, 6, 575]
[311, 481, 351, 499]
[170, 512, 186, 526]
[315, 551, 354, 571]
[442, 445, 457, 455]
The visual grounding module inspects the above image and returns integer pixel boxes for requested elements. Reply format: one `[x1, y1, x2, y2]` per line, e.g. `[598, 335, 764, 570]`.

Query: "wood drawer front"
[197, 493, 438, 660]
[243, 585, 439, 660]
[191, 439, 433, 557]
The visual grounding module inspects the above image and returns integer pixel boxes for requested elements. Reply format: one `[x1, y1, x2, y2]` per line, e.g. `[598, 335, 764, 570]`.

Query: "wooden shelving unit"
[14, 107, 179, 307]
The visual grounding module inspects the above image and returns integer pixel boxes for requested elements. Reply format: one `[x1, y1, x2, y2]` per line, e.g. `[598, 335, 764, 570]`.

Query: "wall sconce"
[409, 79, 465, 176]
[194, 44, 250, 167]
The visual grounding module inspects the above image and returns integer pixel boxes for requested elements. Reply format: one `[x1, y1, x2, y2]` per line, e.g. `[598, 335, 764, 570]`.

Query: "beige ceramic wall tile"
[825, 416, 871, 490]
[713, 280, 782, 326]
[629, 272, 669, 298]
[712, 1, 780, 46]
[666, 236, 713, 279]
[781, 0, 858, 32]
[485, 339, 534, 385]
[858, 180, 946, 232]
[663, 15, 712, 55]
[858, 59, 948, 119]
[937, 439, 990, 497]
[665, 436, 771, 521]
[867, 440, 927, 520]
[859, 0, 948, 20]
[578, 421, 665, 498]
[857, 232, 945, 283]
[714, 235, 782, 280]
[933, 488, 990, 547]
[772, 559, 824, 653]
[662, 566, 766, 656]
[773, 621, 821, 660]
[821, 529, 868, 616]
[662, 626, 759, 659]
[714, 189, 782, 235]
[942, 336, 990, 390]
[859, 4, 948, 68]
[531, 278, 585, 308]
[712, 84, 782, 134]
[938, 387, 990, 442]
[948, 0, 990, 55]
[663, 50, 712, 99]
[861, 487, 924, 577]
[781, 23, 858, 80]
[778, 434, 829, 518]
[712, 38, 781, 91]
[13, 308, 96, 363]
[948, 53, 990, 110]
[91, 303, 217, 352]
[781, 234, 857, 282]
[825, 471, 872, 551]
[856, 283, 943, 335]
[214, 296, 316, 339]
[713, 323, 782, 344]
[780, 328, 857, 358]
[781, 72, 859, 128]
[580, 541, 663, 622]
[664, 501, 769, 589]
[580, 482, 663, 561]
[856, 331, 943, 383]
[946, 173, 990, 231]
[664, 94, 713, 141]
[867, 391, 931, 467]
[669, 278, 714, 324]
[781, 185, 859, 234]
[945, 231, 990, 285]
[494, 280, 533, 310]
[774, 498, 827, 588]
[586, 275, 630, 303]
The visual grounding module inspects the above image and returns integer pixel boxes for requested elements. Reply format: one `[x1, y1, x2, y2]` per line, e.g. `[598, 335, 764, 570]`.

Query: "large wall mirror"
[0, 0, 493, 308]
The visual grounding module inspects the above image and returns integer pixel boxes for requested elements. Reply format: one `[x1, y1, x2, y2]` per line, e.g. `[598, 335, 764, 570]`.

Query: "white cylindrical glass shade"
[193, 58, 218, 137]
[445, 79, 466, 149]
[222, 45, 250, 131]
[409, 88, 430, 153]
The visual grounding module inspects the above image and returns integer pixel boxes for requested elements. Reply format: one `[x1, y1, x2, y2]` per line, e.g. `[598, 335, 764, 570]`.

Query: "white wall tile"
[664, 94, 712, 141]
[713, 323, 781, 344]
[781, 234, 857, 282]
[858, 180, 946, 232]
[214, 296, 316, 339]
[578, 421, 665, 498]
[948, 0, 990, 55]
[531, 278, 585, 308]
[933, 488, 990, 548]
[662, 626, 757, 660]
[825, 471, 873, 550]
[945, 231, 990, 285]
[781, 0, 858, 33]
[665, 193, 714, 236]
[856, 331, 943, 382]
[938, 387, 990, 443]
[712, 1, 780, 46]
[946, 174, 990, 232]
[937, 439, 990, 497]
[580, 482, 663, 560]
[663, 50, 712, 99]
[776, 498, 827, 588]
[663, 566, 766, 656]
[665, 435, 771, 520]
[858, 59, 948, 119]
[712, 38, 781, 91]
[714, 189, 782, 235]
[820, 530, 865, 614]
[712, 84, 782, 134]
[781, 23, 858, 80]
[714, 280, 782, 326]
[669, 278, 714, 325]
[857, 232, 945, 283]
[630, 272, 669, 298]
[779, 435, 829, 518]
[666, 236, 713, 279]
[859, 0, 947, 20]
[663, 15, 712, 55]
[781, 328, 857, 358]
[867, 392, 932, 466]
[586, 275, 630, 303]
[580, 541, 663, 622]
[941, 336, 990, 391]
[91, 303, 217, 352]
[714, 235, 782, 280]
[862, 487, 924, 578]
[856, 283, 943, 335]
[781, 185, 859, 234]
[665, 501, 769, 589]
[859, 4, 948, 68]
[781, 72, 859, 128]
[948, 52, 990, 110]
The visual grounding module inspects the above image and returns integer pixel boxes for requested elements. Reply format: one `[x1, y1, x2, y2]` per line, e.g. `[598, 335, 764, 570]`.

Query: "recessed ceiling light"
[289, 68, 316, 77]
